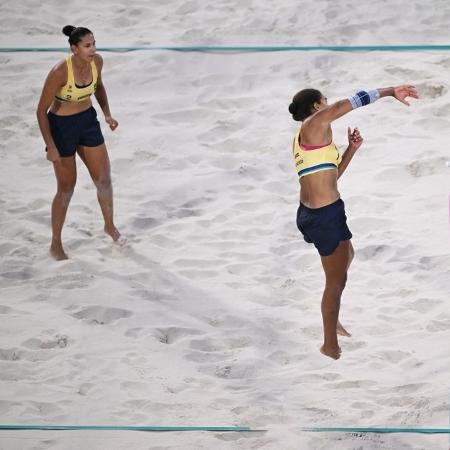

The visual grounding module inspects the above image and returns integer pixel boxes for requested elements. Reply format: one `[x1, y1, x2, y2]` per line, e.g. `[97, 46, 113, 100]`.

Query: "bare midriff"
[49, 97, 93, 116]
[299, 169, 340, 208]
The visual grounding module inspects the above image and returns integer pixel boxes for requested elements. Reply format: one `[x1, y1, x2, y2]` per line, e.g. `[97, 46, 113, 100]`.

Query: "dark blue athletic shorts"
[47, 106, 104, 157]
[296, 198, 352, 257]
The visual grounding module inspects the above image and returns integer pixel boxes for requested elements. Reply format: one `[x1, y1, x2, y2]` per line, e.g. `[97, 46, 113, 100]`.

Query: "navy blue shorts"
[296, 198, 352, 257]
[47, 106, 104, 157]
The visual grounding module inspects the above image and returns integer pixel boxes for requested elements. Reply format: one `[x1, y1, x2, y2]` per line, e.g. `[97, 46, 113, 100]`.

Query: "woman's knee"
[94, 175, 112, 192]
[55, 183, 75, 206]
[326, 273, 348, 293]
[57, 181, 75, 197]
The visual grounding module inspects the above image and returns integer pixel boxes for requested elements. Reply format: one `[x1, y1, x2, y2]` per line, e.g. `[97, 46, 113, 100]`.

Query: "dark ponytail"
[62, 25, 93, 46]
[288, 88, 323, 121]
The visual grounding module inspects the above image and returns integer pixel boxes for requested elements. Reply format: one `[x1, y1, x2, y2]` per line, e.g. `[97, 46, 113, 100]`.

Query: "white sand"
[1, 1, 450, 449]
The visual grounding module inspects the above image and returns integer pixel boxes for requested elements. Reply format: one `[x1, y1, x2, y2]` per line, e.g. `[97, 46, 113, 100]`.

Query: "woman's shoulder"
[299, 118, 333, 146]
[53, 57, 68, 70]
[47, 58, 68, 83]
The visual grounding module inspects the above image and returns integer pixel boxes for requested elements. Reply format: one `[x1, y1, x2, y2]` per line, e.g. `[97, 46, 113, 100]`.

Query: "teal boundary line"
[301, 427, 450, 434]
[0, 425, 448, 434]
[0, 425, 255, 432]
[2, 45, 450, 53]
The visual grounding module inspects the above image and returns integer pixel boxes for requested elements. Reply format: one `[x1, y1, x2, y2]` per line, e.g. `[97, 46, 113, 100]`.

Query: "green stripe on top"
[298, 163, 337, 177]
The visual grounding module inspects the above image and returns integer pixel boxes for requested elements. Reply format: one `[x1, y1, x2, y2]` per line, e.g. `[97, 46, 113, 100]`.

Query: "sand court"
[1, 1, 450, 449]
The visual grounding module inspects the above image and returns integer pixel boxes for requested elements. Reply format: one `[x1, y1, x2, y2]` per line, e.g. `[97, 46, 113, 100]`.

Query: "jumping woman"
[289, 85, 418, 359]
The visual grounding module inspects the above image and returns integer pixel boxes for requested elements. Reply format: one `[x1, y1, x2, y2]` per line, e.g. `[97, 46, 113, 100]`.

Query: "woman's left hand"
[105, 116, 119, 131]
[347, 126, 363, 151]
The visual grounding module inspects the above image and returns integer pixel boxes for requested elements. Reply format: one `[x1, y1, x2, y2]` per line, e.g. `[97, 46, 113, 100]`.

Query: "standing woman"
[37, 25, 121, 260]
[289, 85, 418, 359]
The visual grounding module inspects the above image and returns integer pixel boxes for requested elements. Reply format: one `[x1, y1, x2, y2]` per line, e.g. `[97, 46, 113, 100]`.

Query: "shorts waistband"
[48, 106, 95, 119]
[299, 198, 343, 213]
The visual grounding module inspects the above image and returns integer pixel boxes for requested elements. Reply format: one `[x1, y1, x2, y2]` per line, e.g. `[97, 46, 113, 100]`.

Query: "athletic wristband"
[348, 89, 380, 109]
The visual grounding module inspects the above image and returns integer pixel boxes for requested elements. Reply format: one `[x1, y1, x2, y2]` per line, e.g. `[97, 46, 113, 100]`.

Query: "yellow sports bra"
[55, 56, 98, 102]
[292, 129, 342, 178]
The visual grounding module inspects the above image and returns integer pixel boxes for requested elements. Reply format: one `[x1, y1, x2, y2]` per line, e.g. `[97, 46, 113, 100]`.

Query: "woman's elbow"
[36, 104, 49, 123]
[36, 100, 50, 117]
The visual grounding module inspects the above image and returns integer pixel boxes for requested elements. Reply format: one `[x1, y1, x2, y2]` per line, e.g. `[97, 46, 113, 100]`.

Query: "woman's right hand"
[47, 145, 61, 163]
[393, 85, 419, 106]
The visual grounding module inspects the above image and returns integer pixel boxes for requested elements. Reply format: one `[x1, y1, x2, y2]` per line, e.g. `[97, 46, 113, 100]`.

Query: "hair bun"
[62, 25, 76, 36]
[288, 102, 297, 115]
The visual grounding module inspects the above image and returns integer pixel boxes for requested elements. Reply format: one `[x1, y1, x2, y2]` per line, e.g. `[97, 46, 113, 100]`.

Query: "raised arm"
[319, 85, 417, 123]
[303, 85, 418, 143]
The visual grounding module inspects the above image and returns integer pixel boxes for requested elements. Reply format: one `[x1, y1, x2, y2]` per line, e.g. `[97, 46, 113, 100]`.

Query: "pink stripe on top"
[301, 142, 332, 150]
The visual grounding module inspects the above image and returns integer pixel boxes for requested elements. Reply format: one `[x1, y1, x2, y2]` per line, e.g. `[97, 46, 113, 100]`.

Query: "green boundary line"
[0, 425, 448, 434]
[2, 45, 450, 53]
[301, 427, 450, 434]
[0, 425, 256, 432]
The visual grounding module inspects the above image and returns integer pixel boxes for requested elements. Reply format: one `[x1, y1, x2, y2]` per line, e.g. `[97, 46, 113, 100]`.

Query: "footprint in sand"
[375, 349, 412, 363]
[1, 262, 34, 282]
[131, 216, 160, 230]
[0, 114, 23, 128]
[384, 65, 428, 79]
[0, 348, 21, 361]
[154, 327, 204, 344]
[416, 82, 447, 98]
[185, 351, 226, 363]
[21, 335, 68, 350]
[37, 273, 93, 290]
[394, 383, 429, 395]
[68, 305, 132, 325]
[0, 305, 13, 314]
[407, 157, 446, 177]
[419, 254, 450, 270]
[426, 319, 450, 332]
[406, 298, 442, 313]
[356, 244, 394, 262]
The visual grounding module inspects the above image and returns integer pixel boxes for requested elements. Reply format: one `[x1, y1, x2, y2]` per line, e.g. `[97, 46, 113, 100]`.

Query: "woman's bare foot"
[337, 321, 352, 337]
[104, 225, 121, 242]
[320, 345, 342, 360]
[50, 241, 68, 261]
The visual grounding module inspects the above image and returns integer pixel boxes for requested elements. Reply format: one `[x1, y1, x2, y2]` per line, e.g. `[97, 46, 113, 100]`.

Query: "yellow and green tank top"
[292, 128, 342, 178]
[55, 56, 98, 103]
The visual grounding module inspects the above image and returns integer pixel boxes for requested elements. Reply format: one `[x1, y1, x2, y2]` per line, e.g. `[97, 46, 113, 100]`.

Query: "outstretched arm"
[303, 85, 418, 143]
[317, 85, 418, 123]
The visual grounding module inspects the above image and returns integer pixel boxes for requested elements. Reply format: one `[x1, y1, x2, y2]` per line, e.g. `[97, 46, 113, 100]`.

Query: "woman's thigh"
[53, 156, 77, 190]
[320, 240, 353, 282]
[77, 144, 110, 182]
